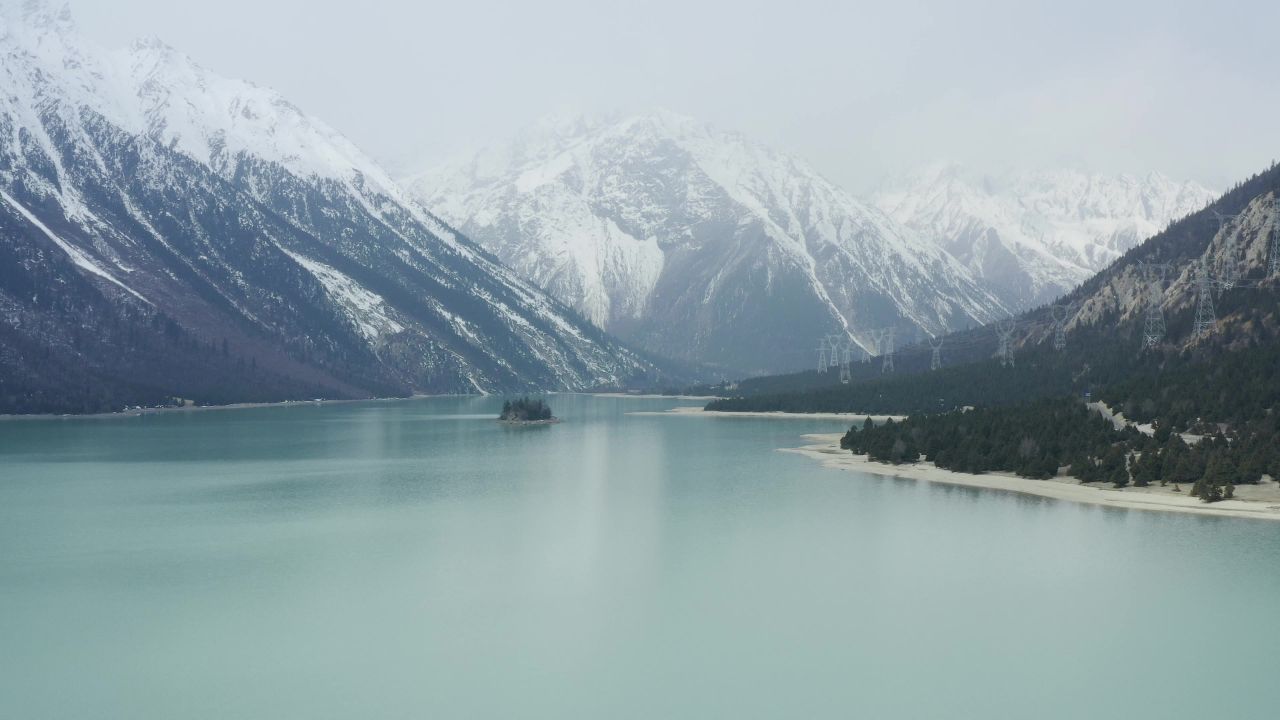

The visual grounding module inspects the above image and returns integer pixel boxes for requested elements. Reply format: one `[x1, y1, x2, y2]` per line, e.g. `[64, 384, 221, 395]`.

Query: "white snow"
[0, 3, 654, 389]
[406, 110, 1008, 350]
[1, 188, 149, 303]
[874, 163, 1218, 307]
[280, 247, 404, 342]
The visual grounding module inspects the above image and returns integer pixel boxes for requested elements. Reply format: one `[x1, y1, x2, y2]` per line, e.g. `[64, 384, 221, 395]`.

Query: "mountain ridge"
[873, 163, 1217, 310]
[407, 110, 1009, 375]
[0, 3, 669, 414]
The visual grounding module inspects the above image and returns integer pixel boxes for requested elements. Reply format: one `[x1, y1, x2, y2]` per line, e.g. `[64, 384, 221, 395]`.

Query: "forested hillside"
[710, 163, 1280, 502]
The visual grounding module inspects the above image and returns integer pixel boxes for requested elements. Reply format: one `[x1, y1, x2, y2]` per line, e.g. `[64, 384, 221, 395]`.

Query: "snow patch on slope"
[875, 163, 1218, 308]
[280, 248, 404, 342]
[1, 188, 149, 303]
[407, 110, 1006, 368]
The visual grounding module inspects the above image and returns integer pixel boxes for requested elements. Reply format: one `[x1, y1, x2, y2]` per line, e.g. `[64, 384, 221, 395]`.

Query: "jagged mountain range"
[0, 2, 665, 413]
[692, 164, 1278, 406]
[874, 164, 1217, 310]
[406, 112, 1009, 375]
[1059, 173, 1279, 347]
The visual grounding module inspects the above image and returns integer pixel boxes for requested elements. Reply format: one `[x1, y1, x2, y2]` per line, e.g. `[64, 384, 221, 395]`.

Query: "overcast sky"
[72, 0, 1279, 192]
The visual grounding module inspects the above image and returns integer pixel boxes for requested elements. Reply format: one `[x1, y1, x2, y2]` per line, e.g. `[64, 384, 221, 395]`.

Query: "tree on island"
[500, 396, 554, 422]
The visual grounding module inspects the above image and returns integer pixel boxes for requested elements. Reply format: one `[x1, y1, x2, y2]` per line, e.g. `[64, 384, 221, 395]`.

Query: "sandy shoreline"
[783, 433, 1280, 522]
[627, 406, 905, 422]
[585, 392, 723, 401]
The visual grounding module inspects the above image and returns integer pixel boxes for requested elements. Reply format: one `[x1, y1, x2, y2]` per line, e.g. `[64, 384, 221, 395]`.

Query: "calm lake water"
[2, 394, 1278, 719]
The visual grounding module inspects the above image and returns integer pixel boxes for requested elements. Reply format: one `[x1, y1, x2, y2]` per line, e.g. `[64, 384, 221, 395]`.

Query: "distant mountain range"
[0, 2, 663, 414]
[406, 111, 1008, 375]
[0, 1, 1227, 414]
[695, 162, 1280, 416]
[874, 164, 1216, 309]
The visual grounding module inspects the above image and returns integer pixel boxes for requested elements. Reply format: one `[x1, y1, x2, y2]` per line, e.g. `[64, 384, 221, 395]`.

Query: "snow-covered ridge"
[118, 39, 384, 185]
[0, 0, 662, 401]
[1, 2, 455, 238]
[408, 110, 1008, 373]
[874, 163, 1218, 309]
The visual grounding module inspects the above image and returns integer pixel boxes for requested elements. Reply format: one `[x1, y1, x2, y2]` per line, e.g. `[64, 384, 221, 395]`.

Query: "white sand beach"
[587, 393, 724, 400]
[783, 433, 1280, 522]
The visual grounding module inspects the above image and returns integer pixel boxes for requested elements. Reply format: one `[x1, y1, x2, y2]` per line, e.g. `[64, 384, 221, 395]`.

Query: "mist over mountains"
[874, 164, 1217, 309]
[407, 111, 1009, 375]
[0, 1, 1229, 414]
[408, 112, 1213, 374]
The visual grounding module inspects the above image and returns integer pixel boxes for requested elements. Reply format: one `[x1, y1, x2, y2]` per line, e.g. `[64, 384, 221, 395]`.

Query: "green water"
[1, 395, 1278, 719]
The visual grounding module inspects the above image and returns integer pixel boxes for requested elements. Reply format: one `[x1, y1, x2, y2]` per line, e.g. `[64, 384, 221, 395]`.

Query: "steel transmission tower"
[1209, 210, 1241, 290]
[836, 339, 853, 384]
[995, 319, 1017, 368]
[880, 328, 896, 373]
[817, 342, 828, 373]
[1270, 199, 1280, 278]
[1050, 303, 1072, 351]
[928, 336, 944, 371]
[1140, 263, 1169, 350]
[839, 341, 852, 384]
[1192, 258, 1218, 340]
[825, 334, 843, 368]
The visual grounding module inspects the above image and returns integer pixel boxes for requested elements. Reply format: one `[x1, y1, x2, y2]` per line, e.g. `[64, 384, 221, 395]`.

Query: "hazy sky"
[71, 0, 1279, 191]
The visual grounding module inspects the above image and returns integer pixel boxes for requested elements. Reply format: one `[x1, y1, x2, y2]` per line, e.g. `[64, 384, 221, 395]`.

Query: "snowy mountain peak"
[6, 0, 72, 28]
[119, 40, 373, 184]
[874, 164, 1217, 309]
[0, 2, 664, 409]
[409, 111, 1006, 373]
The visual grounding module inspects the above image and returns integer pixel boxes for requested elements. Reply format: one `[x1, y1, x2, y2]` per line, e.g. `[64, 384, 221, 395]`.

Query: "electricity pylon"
[1192, 258, 1218, 340]
[825, 334, 843, 368]
[995, 318, 1017, 368]
[1270, 199, 1280, 278]
[1050, 303, 1073, 351]
[817, 343, 828, 373]
[1140, 263, 1169, 350]
[881, 328, 896, 373]
[838, 339, 854, 384]
[928, 336, 944, 371]
[1209, 210, 1241, 290]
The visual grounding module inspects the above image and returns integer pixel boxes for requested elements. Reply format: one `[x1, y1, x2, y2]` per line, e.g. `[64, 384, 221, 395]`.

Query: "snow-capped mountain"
[874, 164, 1217, 310]
[406, 111, 1007, 374]
[0, 2, 662, 413]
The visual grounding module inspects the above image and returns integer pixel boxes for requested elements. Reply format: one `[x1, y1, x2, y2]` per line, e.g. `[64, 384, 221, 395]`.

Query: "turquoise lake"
[2, 394, 1278, 719]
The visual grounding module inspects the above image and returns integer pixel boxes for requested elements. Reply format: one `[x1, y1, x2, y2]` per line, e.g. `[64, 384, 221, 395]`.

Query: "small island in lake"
[499, 397, 559, 425]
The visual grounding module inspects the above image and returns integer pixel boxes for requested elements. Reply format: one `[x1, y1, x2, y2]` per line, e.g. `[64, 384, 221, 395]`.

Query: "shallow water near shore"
[2, 394, 1279, 719]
